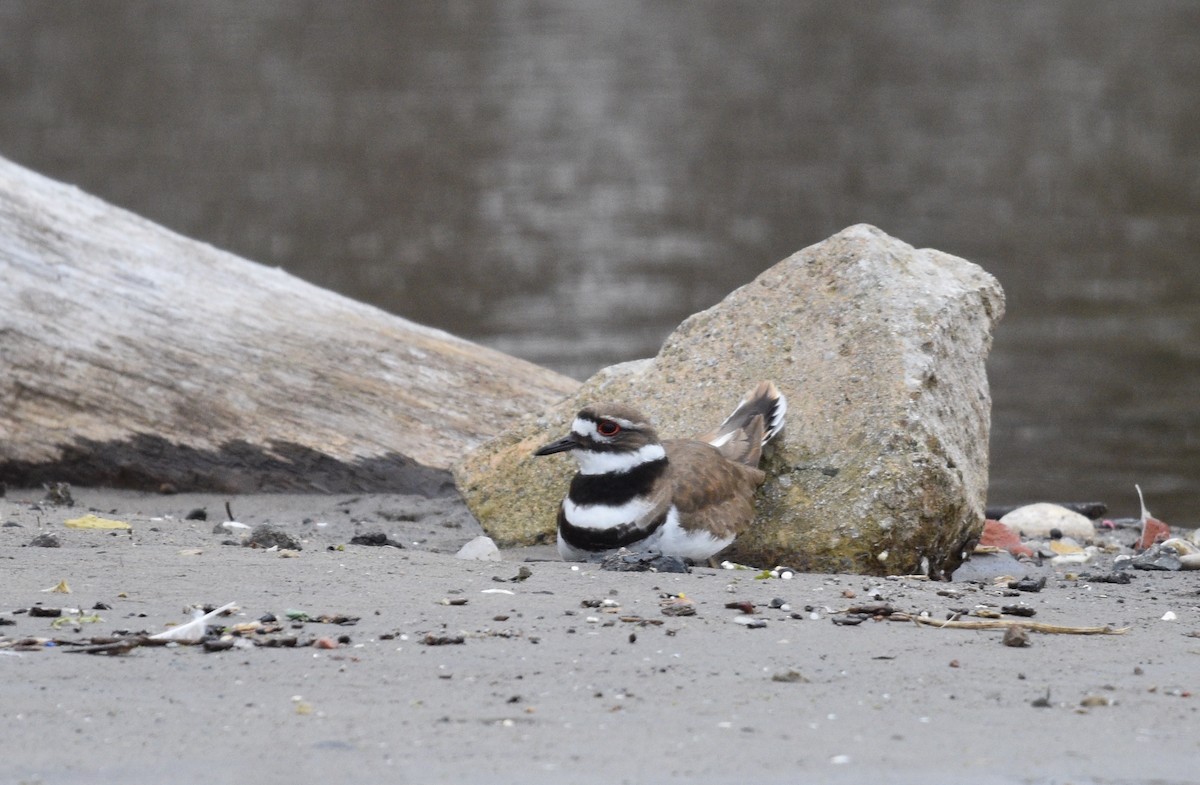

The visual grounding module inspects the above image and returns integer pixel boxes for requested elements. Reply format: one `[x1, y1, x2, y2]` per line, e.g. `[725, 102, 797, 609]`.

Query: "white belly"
[557, 505, 734, 563]
[643, 506, 734, 561]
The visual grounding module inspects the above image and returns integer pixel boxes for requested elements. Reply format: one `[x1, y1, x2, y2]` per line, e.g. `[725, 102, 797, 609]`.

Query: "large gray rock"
[455, 225, 1005, 576]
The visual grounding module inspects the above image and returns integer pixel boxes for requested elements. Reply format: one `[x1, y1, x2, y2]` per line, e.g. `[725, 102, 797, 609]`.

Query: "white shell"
[999, 503, 1096, 543]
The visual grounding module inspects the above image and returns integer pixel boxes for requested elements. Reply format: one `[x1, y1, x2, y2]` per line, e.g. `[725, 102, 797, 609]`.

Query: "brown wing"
[705, 414, 765, 466]
[663, 439, 766, 540]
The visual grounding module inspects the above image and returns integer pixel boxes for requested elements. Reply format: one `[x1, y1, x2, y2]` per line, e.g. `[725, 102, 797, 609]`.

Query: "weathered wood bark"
[0, 155, 579, 493]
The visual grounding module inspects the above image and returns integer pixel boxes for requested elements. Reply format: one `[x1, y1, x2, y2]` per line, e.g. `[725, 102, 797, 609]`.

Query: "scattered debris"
[42, 483, 75, 507]
[63, 637, 165, 656]
[844, 603, 898, 618]
[1002, 625, 1031, 647]
[660, 594, 696, 617]
[28, 533, 60, 548]
[212, 520, 251, 535]
[1125, 543, 1183, 571]
[581, 598, 621, 610]
[732, 615, 767, 628]
[978, 519, 1034, 558]
[1007, 576, 1047, 593]
[599, 550, 689, 573]
[509, 566, 533, 582]
[285, 612, 359, 626]
[1134, 485, 1170, 552]
[746, 565, 798, 579]
[421, 633, 465, 646]
[349, 531, 405, 548]
[1079, 571, 1133, 584]
[912, 616, 1126, 635]
[64, 514, 130, 530]
[245, 525, 302, 550]
[204, 637, 239, 652]
[1001, 605, 1036, 618]
[185, 508, 208, 521]
[46, 614, 102, 633]
[771, 669, 809, 683]
[1080, 694, 1111, 708]
[150, 601, 238, 642]
[42, 580, 71, 594]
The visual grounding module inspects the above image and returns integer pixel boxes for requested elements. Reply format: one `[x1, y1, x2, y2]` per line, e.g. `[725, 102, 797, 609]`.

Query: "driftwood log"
[0, 155, 578, 494]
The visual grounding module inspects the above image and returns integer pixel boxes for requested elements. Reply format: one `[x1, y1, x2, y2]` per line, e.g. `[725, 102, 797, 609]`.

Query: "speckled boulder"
[454, 224, 1005, 576]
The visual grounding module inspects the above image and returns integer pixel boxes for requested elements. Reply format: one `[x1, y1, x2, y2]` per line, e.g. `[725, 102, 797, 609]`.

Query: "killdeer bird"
[534, 381, 786, 562]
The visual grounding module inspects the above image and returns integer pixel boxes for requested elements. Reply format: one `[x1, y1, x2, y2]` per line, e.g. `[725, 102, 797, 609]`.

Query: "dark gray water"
[1, 2, 1197, 522]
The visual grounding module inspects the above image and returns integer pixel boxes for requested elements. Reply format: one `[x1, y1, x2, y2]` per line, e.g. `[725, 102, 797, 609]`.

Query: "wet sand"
[3, 487, 1197, 785]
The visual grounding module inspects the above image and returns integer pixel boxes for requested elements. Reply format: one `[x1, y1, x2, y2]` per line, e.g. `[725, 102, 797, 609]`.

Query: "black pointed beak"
[534, 433, 580, 456]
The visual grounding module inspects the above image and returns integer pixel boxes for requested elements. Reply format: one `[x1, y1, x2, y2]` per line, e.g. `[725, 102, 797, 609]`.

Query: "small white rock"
[455, 535, 501, 561]
[1050, 552, 1091, 566]
[1161, 611, 1177, 621]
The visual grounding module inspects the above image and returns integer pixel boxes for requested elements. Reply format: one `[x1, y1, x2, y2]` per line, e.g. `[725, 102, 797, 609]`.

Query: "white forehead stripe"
[571, 417, 598, 439]
[574, 443, 666, 475]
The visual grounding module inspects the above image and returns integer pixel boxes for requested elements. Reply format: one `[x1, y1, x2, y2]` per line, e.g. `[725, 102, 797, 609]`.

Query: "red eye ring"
[596, 420, 621, 437]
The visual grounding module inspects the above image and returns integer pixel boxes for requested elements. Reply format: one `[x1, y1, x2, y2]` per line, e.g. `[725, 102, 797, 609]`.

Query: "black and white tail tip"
[708, 380, 787, 449]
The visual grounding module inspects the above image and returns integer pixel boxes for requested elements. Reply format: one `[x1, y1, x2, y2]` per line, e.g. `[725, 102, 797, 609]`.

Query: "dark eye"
[597, 420, 621, 437]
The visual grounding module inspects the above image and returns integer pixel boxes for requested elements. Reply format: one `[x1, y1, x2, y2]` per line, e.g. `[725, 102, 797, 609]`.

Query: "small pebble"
[1003, 625, 1031, 648]
[245, 525, 302, 551]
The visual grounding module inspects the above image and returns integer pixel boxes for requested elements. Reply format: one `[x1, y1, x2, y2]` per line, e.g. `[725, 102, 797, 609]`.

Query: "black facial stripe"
[566, 458, 667, 507]
[558, 506, 669, 552]
[570, 433, 639, 453]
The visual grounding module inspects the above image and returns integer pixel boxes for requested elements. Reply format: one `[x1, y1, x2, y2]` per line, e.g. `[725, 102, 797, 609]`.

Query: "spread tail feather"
[701, 381, 787, 466]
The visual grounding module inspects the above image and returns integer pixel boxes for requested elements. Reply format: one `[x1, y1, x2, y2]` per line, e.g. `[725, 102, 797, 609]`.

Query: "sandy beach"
[3, 486, 1197, 785]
